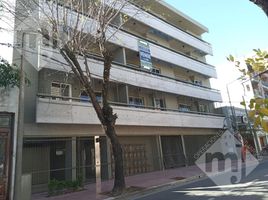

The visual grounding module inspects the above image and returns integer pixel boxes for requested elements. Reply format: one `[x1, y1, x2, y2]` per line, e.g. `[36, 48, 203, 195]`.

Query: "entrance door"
[0, 130, 10, 200]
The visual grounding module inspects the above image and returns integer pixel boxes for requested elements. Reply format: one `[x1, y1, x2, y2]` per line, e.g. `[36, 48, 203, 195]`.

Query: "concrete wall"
[36, 97, 224, 128]
[23, 122, 219, 137]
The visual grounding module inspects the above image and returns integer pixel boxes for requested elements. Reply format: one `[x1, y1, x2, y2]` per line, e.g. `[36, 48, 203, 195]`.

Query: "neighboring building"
[248, 71, 268, 149]
[1, 0, 225, 197]
[216, 106, 268, 154]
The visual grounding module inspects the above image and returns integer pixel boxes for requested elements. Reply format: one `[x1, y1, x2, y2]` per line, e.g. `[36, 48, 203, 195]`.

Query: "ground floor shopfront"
[22, 123, 221, 193]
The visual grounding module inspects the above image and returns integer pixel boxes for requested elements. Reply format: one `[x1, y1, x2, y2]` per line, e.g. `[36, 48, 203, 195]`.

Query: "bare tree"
[250, 0, 268, 16]
[2, 0, 143, 195]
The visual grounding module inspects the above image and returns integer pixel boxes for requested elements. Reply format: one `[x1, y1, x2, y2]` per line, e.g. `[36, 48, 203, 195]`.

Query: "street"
[132, 160, 268, 200]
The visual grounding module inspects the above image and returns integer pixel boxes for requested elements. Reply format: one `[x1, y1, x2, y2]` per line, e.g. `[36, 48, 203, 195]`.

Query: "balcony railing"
[78, 53, 220, 93]
[130, 1, 210, 45]
[36, 94, 225, 128]
[37, 93, 224, 118]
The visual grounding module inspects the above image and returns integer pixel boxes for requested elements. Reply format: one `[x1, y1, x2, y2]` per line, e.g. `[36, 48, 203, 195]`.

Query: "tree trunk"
[250, 0, 268, 16]
[105, 121, 126, 194]
[60, 45, 126, 195]
[102, 50, 126, 194]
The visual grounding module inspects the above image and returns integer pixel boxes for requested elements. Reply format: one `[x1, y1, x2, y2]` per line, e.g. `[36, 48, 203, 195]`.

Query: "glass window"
[129, 97, 144, 107]
[0, 117, 10, 127]
[51, 82, 71, 100]
[151, 68, 160, 75]
[178, 104, 191, 112]
[199, 104, 209, 113]
[154, 98, 165, 110]
[0, 138, 7, 177]
[80, 90, 90, 102]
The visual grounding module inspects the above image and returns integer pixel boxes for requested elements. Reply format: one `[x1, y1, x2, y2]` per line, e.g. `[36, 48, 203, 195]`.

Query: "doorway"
[0, 114, 13, 200]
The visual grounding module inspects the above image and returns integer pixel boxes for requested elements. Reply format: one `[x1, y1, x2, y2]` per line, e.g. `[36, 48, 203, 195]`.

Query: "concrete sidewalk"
[32, 156, 266, 200]
[32, 165, 204, 200]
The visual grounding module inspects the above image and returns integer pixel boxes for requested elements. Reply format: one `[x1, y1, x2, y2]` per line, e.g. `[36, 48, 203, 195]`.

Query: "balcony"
[36, 95, 225, 129]
[108, 28, 217, 78]
[39, 47, 222, 102]
[120, 1, 213, 55]
[40, 3, 216, 78]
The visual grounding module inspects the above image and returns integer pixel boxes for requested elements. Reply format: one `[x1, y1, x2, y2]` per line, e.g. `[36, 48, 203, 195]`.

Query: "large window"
[80, 90, 102, 103]
[151, 68, 161, 75]
[178, 104, 191, 112]
[154, 98, 165, 110]
[51, 82, 71, 100]
[199, 104, 210, 113]
[129, 97, 144, 108]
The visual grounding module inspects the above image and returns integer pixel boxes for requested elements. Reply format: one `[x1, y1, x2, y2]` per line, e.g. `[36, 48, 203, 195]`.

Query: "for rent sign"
[138, 40, 152, 70]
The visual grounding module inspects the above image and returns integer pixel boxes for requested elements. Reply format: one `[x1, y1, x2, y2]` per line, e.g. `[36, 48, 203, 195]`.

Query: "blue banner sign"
[138, 40, 152, 70]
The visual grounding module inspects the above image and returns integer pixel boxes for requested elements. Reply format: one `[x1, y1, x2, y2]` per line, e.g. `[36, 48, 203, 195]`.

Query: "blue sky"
[165, 0, 268, 106]
[165, 0, 268, 66]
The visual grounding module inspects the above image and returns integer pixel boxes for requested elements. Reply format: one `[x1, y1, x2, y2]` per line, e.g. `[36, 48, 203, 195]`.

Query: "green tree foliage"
[0, 57, 20, 88]
[228, 49, 268, 131]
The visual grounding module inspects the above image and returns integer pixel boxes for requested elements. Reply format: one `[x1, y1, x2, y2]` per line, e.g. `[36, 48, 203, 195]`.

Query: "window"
[28, 34, 37, 49]
[80, 90, 90, 102]
[199, 104, 209, 113]
[80, 90, 102, 103]
[154, 98, 165, 110]
[129, 97, 144, 108]
[178, 104, 191, 112]
[95, 92, 102, 102]
[51, 82, 71, 101]
[151, 68, 161, 75]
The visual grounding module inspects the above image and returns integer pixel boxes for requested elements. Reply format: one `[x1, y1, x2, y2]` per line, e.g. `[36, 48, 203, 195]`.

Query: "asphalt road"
[132, 160, 268, 200]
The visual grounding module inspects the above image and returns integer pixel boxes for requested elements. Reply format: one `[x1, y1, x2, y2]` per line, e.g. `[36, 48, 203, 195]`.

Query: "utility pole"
[226, 80, 240, 132]
[14, 32, 25, 200]
[242, 96, 261, 156]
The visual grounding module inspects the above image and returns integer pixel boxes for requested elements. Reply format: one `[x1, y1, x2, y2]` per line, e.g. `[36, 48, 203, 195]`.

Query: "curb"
[103, 173, 206, 200]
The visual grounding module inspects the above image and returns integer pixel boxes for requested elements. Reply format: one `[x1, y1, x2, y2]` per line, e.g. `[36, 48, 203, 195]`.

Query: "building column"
[105, 138, 112, 179]
[181, 135, 188, 166]
[71, 137, 77, 181]
[122, 47, 127, 65]
[95, 136, 101, 193]
[156, 136, 164, 170]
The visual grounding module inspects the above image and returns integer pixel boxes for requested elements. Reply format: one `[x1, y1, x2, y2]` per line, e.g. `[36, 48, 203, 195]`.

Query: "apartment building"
[0, 0, 225, 197]
[247, 71, 268, 149]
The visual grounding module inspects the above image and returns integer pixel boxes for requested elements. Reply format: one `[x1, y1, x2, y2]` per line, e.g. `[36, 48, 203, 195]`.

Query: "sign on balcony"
[138, 40, 152, 70]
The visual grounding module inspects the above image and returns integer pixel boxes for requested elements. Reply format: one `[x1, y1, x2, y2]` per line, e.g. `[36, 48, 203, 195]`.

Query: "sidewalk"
[32, 157, 266, 200]
[32, 165, 204, 200]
